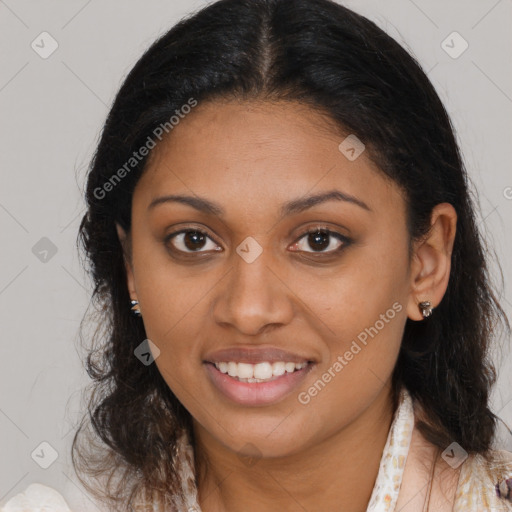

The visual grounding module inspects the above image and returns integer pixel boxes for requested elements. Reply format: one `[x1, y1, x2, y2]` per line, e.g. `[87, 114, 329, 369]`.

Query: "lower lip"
[204, 362, 314, 406]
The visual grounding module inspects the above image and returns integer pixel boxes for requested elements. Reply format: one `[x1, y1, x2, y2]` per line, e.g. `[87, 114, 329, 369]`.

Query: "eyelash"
[164, 225, 351, 256]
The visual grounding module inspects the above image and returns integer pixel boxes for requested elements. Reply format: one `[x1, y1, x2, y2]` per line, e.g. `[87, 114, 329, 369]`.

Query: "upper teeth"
[214, 361, 308, 379]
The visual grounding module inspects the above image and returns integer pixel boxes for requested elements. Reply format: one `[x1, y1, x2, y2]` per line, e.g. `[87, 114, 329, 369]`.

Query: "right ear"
[116, 223, 137, 299]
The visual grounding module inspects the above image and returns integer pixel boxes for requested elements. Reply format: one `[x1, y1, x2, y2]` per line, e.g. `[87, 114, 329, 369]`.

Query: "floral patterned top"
[2, 388, 511, 511]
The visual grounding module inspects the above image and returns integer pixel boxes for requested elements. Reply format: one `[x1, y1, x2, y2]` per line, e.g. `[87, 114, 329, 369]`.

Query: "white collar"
[366, 388, 415, 511]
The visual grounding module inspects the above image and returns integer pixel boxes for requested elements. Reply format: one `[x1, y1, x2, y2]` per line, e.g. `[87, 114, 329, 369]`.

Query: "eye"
[165, 228, 222, 254]
[164, 226, 350, 256]
[290, 226, 350, 254]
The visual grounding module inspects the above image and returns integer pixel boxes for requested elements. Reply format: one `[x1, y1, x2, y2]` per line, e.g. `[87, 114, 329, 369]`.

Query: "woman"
[3, 0, 511, 510]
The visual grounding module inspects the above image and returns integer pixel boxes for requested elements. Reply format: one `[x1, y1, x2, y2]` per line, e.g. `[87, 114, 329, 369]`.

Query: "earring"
[130, 299, 142, 317]
[418, 301, 434, 319]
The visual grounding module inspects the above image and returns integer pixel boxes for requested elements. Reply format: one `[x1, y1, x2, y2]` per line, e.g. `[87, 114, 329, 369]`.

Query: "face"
[120, 99, 415, 459]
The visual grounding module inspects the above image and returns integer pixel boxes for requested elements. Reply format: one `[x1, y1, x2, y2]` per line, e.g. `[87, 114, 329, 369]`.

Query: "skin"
[117, 99, 457, 512]
[396, 426, 462, 511]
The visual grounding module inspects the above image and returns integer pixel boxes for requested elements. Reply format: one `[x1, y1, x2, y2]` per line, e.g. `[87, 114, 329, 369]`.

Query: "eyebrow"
[148, 189, 371, 218]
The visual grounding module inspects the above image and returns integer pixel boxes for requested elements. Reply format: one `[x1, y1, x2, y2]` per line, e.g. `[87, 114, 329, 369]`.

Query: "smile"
[204, 361, 314, 406]
[214, 361, 309, 382]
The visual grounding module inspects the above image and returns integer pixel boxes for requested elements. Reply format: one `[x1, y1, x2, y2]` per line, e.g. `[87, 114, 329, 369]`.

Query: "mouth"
[203, 360, 315, 406]
[208, 360, 312, 383]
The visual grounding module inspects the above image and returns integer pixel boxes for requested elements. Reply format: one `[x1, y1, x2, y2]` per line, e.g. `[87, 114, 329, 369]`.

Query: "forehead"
[135, 99, 403, 219]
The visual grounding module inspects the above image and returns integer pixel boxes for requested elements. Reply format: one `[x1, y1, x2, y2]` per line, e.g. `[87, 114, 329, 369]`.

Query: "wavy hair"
[73, 0, 510, 509]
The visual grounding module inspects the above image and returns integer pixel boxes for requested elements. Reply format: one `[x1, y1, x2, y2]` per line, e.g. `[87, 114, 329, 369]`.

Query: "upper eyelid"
[165, 227, 220, 244]
[165, 225, 344, 239]
[165, 225, 349, 250]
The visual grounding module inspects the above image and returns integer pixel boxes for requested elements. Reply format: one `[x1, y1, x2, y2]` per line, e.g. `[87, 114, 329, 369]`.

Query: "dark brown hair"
[73, 0, 510, 509]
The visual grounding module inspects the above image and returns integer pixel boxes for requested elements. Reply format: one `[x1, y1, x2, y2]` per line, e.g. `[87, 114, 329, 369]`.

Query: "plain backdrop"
[1, 0, 511, 508]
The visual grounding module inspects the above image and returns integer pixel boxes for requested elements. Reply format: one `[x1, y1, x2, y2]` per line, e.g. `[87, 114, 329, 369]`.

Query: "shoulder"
[0, 479, 98, 512]
[454, 449, 512, 511]
[0, 483, 72, 511]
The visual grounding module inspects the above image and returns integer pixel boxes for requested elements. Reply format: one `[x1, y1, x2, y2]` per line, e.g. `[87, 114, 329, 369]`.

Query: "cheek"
[291, 266, 408, 442]
[131, 228, 204, 334]
[129, 243, 208, 385]
[291, 234, 410, 340]
[291, 234, 410, 395]
[136, 272, 208, 409]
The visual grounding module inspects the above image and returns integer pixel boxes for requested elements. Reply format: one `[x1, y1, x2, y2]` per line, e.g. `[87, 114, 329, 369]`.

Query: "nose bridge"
[213, 241, 294, 334]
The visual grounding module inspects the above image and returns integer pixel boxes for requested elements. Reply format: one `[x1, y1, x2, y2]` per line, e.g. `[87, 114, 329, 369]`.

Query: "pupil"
[184, 231, 206, 251]
[308, 230, 329, 251]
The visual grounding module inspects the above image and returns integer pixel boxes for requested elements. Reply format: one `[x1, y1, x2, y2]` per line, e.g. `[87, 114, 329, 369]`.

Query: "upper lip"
[204, 346, 316, 365]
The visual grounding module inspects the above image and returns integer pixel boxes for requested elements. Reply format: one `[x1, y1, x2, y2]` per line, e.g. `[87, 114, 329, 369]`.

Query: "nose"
[212, 248, 295, 336]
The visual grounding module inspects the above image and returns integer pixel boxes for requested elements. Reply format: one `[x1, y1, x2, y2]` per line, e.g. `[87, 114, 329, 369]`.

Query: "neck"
[193, 385, 396, 512]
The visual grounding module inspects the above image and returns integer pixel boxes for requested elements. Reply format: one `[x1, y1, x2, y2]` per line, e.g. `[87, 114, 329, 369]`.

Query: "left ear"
[406, 203, 457, 321]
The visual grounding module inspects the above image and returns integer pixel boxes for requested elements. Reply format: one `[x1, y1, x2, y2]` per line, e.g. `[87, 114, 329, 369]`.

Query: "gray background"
[1, 0, 511, 508]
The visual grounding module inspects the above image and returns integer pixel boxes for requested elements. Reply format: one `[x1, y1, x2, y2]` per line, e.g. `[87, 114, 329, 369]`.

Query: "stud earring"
[130, 299, 142, 317]
[418, 301, 434, 319]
